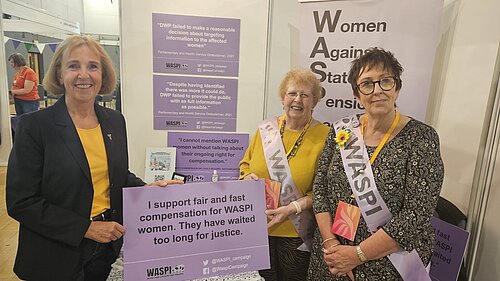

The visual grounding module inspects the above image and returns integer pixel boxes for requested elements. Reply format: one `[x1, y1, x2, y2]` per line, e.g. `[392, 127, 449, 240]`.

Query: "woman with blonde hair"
[6, 35, 180, 281]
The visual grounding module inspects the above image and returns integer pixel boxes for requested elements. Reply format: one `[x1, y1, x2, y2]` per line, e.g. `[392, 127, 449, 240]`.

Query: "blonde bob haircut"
[278, 68, 322, 103]
[43, 35, 117, 96]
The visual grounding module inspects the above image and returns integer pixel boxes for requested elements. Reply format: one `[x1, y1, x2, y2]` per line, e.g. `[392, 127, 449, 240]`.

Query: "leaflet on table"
[122, 179, 270, 281]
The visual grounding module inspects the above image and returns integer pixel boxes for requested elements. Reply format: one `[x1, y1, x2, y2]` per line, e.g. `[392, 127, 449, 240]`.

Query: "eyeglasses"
[357, 77, 398, 95]
[285, 92, 312, 100]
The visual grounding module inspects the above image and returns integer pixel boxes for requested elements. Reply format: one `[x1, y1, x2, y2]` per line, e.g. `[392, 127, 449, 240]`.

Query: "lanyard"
[361, 111, 400, 164]
[279, 115, 312, 159]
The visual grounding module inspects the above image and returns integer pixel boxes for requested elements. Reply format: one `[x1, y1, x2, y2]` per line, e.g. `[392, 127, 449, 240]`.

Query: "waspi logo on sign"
[146, 264, 185, 279]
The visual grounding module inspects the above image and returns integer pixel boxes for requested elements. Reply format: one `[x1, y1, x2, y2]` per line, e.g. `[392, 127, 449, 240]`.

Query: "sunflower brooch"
[334, 129, 351, 149]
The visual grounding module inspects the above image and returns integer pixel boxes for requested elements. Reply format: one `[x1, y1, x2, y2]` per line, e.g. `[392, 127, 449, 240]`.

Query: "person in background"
[6, 35, 180, 281]
[308, 47, 444, 280]
[239, 68, 330, 281]
[8, 53, 40, 115]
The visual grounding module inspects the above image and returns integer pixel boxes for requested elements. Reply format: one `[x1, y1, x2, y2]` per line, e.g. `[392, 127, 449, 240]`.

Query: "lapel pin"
[107, 134, 112, 140]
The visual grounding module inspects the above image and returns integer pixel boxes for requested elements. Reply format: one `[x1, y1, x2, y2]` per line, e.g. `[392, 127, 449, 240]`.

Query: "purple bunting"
[48, 43, 58, 53]
[12, 40, 21, 49]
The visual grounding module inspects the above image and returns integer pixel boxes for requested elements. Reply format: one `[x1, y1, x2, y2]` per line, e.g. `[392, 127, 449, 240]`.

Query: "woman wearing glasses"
[240, 68, 330, 280]
[308, 48, 444, 280]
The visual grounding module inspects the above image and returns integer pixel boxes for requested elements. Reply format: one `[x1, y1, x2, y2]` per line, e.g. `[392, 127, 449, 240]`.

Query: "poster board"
[299, 0, 442, 124]
[123, 180, 270, 280]
[120, 0, 270, 178]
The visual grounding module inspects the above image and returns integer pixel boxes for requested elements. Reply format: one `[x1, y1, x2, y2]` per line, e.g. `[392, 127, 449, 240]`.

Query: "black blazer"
[6, 97, 145, 281]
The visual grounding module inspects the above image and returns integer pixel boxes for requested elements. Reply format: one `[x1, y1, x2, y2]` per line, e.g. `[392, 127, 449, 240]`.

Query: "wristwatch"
[356, 246, 368, 262]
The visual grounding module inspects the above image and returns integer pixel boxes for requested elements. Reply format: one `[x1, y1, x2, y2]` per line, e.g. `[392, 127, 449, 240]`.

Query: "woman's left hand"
[323, 245, 361, 277]
[85, 221, 125, 243]
[265, 205, 293, 228]
[148, 179, 184, 187]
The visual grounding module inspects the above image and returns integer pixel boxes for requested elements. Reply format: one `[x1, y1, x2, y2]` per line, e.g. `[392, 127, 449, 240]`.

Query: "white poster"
[299, 0, 443, 125]
[144, 147, 176, 183]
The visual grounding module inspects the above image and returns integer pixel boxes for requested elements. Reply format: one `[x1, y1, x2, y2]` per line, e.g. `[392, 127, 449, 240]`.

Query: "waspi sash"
[258, 117, 315, 251]
[333, 115, 430, 281]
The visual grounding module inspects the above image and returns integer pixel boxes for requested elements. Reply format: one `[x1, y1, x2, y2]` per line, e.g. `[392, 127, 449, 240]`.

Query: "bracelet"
[356, 245, 368, 262]
[321, 237, 338, 248]
[290, 200, 302, 215]
[324, 243, 340, 251]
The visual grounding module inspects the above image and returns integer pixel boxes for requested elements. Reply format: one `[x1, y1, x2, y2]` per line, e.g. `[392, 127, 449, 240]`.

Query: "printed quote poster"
[152, 13, 241, 131]
[168, 132, 249, 182]
[122, 180, 270, 280]
[429, 217, 469, 281]
[299, 0, 442, 124]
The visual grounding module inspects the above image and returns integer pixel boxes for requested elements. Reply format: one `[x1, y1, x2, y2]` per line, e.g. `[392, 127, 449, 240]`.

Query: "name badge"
[331, 200, 361, 241]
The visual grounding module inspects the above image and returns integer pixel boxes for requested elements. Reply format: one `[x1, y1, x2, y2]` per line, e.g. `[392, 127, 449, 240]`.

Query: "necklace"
[359, 111, 400, 170]
[279, 115, 312, 160]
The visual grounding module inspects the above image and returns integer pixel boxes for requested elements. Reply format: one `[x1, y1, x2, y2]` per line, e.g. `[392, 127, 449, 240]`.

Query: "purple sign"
[123, 180, 269, 281]
[152, 13, 240, 77]
[168, 132, 249, 182]
[153, 75, 238, 131]
[429, 217, 469, 281]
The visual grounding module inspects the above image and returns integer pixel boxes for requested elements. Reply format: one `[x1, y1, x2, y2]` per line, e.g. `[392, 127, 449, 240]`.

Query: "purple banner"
[168, 132, 249, 182]
[153, 13, 240, 77]
[123, 180, 270, 281]
[153, 75, 238, 131]
[429, 217, 469, 281]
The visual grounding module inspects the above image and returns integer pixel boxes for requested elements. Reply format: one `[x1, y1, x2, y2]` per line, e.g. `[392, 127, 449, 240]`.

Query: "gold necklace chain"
[279, 115, 312, 160]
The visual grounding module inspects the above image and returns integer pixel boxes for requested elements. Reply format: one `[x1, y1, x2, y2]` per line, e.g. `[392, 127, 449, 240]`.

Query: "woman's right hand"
[243, 173, 259, 180]
[265, 205, 294, 228]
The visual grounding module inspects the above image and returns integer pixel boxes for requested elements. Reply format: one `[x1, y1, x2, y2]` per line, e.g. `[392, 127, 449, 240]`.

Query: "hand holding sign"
[149, 179, 185, 187]
[265, 206, 292, 229]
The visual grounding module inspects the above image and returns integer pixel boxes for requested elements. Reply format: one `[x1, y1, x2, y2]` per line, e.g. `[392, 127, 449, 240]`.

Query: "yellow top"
[240, 121, 330, 237]
[77, 125, 110, 218]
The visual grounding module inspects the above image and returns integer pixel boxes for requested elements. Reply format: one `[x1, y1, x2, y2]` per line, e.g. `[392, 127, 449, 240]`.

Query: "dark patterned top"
[308, 118, 444, 281]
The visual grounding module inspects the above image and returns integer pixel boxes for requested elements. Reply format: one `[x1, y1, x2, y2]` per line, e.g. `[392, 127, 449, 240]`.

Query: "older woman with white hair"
[240, 68, 330, 281]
